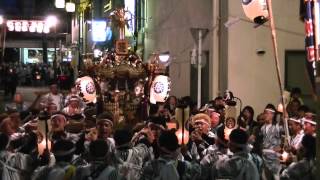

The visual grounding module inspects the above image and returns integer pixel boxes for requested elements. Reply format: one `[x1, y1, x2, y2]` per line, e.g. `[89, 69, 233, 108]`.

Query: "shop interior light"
[43, 26, 50, 33]
[21, 21, 28, 32]
[14, 22, 22, 32]
[7, 21, 14, 31]
[36, 22, 44, 33]
[45, 15, 58, 28]
[29, 22, 37, 32]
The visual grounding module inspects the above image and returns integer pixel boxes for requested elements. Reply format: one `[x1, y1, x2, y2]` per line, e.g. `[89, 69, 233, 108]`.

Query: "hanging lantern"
[150, 75, 171, 104]
[242, 0, 269, 25]
[75, 76, 97, 104]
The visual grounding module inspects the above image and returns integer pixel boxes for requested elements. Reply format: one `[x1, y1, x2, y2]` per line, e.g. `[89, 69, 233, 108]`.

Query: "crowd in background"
[0, 63, 74, 97]
[0, 79, 317, 180]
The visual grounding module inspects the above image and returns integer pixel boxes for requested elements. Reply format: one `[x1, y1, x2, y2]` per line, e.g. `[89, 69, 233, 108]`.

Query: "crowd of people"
[0, 63, 74, 97]
[0, 82, 317, 180]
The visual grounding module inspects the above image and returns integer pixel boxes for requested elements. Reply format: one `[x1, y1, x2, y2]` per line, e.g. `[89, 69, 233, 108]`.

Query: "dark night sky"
[0, 0, 55, 17]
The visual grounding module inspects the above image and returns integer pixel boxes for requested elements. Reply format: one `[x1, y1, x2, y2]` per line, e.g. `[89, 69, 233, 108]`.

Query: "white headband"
[288, 118, 301, 124]
[194, 119, 210, 126]
[97, 119, 113, 126]
[51, 114, 67, 122]
[302, 118, 317, 125]
[265, 108, 275, 113]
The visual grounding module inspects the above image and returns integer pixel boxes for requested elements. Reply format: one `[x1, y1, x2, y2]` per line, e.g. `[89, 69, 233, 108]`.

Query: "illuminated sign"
[92, 20, 107, 42]
[6, 20, 52, 33]
[104, 0, 112, 13]
[125, 0, 135, 35]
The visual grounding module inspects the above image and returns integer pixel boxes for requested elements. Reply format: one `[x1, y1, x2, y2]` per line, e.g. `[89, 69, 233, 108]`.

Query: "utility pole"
[190, 28, 208, 109]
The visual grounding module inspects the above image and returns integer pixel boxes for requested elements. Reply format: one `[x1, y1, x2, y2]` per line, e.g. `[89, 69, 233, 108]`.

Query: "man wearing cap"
[140, 130, 201, 180]
[288, 117, 304, 152]
[188, 113, 215, 160]
[212, 129, 259, 180]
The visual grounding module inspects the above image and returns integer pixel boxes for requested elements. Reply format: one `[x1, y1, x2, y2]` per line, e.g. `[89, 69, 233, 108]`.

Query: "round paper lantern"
[150, 75, 171, 104]
[75, 76, 97, 104]
[242, 0, 269, 25]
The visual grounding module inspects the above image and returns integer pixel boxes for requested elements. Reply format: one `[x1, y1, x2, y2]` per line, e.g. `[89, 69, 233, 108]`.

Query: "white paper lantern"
[150, 75, 171, 104]
[75, 76, 97, 104]
[242, 0, 269, 24]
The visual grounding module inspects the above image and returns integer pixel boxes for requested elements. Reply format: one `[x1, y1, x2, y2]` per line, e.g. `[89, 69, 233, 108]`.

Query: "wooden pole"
[266, 0, 290, 146]
[312, 0, 320, 176]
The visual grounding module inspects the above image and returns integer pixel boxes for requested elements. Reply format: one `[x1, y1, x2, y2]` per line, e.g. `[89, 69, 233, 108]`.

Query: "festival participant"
[200, 125, 229, 179]
[286, 99, 301, 117]
[260, 105, 284, 180]
[144, 116, 167, 159]
[50, 112, 80, 144]
[297, 105, 309, 119]
[212, 129, 259, 180]
[302, 117, 316, 137]
[0, 117, 16, 136]
[5, 93, 30, 113]
[288, 117, 304, 153]
[8, 132, 38, 178]
[64, 87, 80, 105]
[62, 96, 84, 116]
[280, 134, 316, 180]
[41, 83, 64, 111]
[73, 140, 118, 180]
[188, 113, 215, 160]
[93, 112, 115, 153]
[112, 128, 154, 180]
[164, 95, 177, 115]
[32, 140, 77, 180]
[140, 130, 201, 180]
[237, 106, 258, 135]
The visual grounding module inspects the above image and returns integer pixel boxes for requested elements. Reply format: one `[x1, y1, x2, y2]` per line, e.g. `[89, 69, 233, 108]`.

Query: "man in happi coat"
[212, 129, 259, 180]
[260, 106, 284, 180]
[140, 130, 201, 180]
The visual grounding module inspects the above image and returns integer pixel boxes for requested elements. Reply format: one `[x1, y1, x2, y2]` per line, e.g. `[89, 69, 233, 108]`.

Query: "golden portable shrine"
[79, 8, 171, 127]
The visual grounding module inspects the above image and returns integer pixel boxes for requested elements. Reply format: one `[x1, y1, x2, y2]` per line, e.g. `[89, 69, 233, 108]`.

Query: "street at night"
[0, 0, 319, 180]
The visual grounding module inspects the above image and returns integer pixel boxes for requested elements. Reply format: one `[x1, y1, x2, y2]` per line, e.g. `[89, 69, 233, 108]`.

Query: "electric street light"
[46, 15, 58, 68]
[0, 16, 3, 25]
[66, 2, 76, 12]
[55, 0, 66, 8]
[158, 51, 170, 63]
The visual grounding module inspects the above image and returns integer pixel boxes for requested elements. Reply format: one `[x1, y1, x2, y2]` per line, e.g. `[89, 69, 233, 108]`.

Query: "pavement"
[0, 86, 49, 114]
